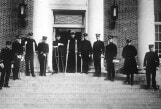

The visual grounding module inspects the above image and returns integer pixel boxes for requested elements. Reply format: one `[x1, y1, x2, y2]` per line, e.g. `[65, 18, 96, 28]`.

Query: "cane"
[65, 40, 70, 73]
[81, 55, 82, 73]
[54, 47, 59, 73]
[60, 47, 64, 72]
[75, 40, 77, 73]
[43, 54, 47, 76]
[57, 46, 60, 73]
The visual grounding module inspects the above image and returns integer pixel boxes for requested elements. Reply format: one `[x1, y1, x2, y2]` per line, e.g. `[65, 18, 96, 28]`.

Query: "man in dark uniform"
[66, 32, 79, 73]
[0, 41, 13, 89]
[0, 55, 4, 90]
[22, 32, 37, 77]
[105, 36, 117, 81]
[122, 39, 137, 85]
[38, 36, 49, 76]
[143, 44, 159, 90]
[93, 33, 105, 77]
[52, 34, 65, 73]
[12, 35, 23, 80]
[80, 33, 92, 74]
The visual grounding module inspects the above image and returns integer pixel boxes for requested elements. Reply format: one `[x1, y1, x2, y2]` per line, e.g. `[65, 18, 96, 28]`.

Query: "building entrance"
[52, 28, 83, 73]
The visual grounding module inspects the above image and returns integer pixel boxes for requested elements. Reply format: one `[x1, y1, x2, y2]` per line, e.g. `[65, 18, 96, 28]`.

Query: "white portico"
[33, 0, 104, 72]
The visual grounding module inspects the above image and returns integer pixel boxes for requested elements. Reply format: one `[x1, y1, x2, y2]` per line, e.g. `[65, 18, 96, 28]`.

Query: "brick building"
[0, 0, 160, 72]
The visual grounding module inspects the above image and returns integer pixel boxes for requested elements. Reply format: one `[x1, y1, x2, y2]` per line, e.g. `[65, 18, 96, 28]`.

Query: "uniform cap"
[27, 32, 33, 36]
[70, 32, 75, 35]
[149, 44, 154, 49]
[55, 34, 61, 37]
[42, 36, 47, 40]
[96, 33, 100, 37]
[83, 33, 88, 37]
[16, 35, 21, 39]
[108, 35, 113, 39]
[6, 41, 12, 45]
[126, 39, 132, 43]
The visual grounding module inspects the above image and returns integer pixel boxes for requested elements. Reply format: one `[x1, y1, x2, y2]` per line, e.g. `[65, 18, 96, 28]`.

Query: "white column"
[88, 0, 104, 44]
[138, 0, 155, 68]
[88, 0, 105, 71]
[33, 0, 53, 72]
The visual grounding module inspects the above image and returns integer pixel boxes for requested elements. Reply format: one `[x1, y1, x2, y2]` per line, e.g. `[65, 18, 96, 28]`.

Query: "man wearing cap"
[66, 31, 80, 73]
[143, 44, 159, 90]
[80, 33, 92, 74]
[12, 35, 23, 80]
[38, 36, 49, 76]
[93, 33, 105, 77]
[105, 36, 117, 81]
[52, 34, 65, 73]
[122, 39, 137, 85]
[22, 32, 37, 77]
[0, 41, 14, 89]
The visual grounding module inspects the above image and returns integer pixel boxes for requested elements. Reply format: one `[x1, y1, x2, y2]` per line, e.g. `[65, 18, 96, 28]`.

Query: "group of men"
[52, 32, 93, 74]
[0, 32, 49, 90]
[0, 31, 160, 91]
[52, 32, 160, 90]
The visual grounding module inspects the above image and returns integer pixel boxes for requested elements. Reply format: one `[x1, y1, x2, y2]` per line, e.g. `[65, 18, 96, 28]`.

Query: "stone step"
[0, 73, 161, 109]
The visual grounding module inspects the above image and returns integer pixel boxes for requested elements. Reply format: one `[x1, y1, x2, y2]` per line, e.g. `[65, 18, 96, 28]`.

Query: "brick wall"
[104, 0, 138, 69]
[0, 0, 33, 49]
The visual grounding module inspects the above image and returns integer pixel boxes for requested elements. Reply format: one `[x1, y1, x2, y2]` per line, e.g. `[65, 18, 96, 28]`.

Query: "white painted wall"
[88, 0, 105, 70]
[49, 0, 87, 10]
[33, 0, 53, 71]
[138, 0, 155, 68]
[88, 0, 104, 45]
[33, 0, 105, 72]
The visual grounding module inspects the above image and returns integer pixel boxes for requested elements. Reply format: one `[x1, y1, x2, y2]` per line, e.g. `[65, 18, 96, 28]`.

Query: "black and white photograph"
[0, 0, 161, 109]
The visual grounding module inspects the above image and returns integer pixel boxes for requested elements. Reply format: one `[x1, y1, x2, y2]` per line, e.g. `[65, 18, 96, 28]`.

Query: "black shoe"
[32, 74, 35, 77]
[26, 74, 30, 76]
[0, 87, 2, 90]
[124, 80, 130, 84]
[153, 86, 159, 91]
[111, 79, 115, 82]
[13, 77, 20, 80]
[4, 85, 10, 88]
[146, 86, 150, 90]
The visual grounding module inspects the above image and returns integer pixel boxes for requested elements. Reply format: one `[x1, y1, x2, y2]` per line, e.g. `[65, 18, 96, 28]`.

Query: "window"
[154, 0, 161, 58]
[155, 24, 161, 57]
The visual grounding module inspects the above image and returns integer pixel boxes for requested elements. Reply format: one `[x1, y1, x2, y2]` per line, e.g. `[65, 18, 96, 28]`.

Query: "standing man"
[122, 39, 137, 85]
[105, 36, 117, 81]
[22, 32, 37, 77]
[12, 35, 23, 80]
[143, 44, 159, 90]
[93, 33, 105, 77]
[52, 34, 65, 73]
[38, 36, 49, 76]
[0, 41, 13, 88]
[80, 33, 92, 74]
[66, 32, 79, 73]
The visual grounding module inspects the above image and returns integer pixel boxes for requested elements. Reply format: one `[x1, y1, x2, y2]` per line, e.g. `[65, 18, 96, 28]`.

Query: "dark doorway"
[52, 28, 84, 73]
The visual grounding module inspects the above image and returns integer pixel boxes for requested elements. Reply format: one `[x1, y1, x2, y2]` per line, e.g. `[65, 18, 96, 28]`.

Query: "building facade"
[0, 0, 160, 72]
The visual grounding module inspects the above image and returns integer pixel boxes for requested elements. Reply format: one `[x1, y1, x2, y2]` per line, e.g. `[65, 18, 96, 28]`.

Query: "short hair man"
[22, 32, 37, 77]
[38, 36, 49, 76]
